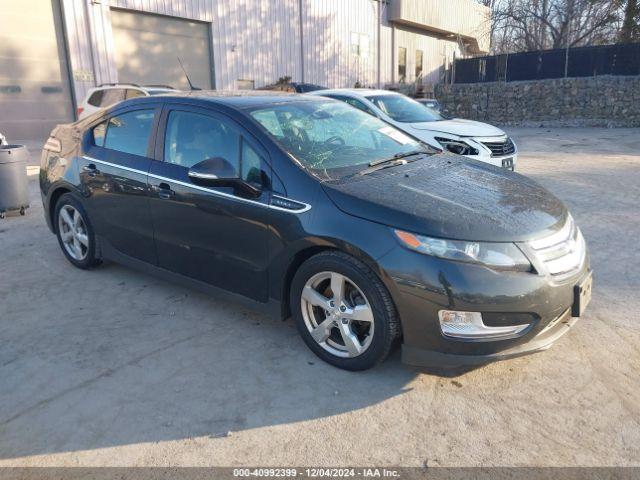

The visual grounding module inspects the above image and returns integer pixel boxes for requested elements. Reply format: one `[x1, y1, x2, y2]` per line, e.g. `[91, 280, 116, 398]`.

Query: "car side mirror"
[188, 157, 261, 198]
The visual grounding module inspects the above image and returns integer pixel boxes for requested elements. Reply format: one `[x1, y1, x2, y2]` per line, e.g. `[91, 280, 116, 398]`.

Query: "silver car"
[309, 89, 517, 170]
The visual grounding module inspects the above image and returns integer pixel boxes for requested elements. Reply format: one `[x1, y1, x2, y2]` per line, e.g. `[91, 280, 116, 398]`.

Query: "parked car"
[309, 89, 517, 170]
[259, 82, 326, 93]
[77, 83, 178, 119]
[0, 131, 7, 146]
[416, 98, 441, 112]
[40, 92, 591, 371]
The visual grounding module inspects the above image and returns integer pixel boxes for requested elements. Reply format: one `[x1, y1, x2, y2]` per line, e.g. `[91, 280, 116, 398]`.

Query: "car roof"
[91, 84, 178, 91]
[310, 88, 400, 99]
[145, 87, 177, 93]
[119, 89, 332, 109]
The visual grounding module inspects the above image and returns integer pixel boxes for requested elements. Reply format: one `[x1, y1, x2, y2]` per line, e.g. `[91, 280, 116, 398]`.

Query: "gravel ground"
[0, 128, 639, 467]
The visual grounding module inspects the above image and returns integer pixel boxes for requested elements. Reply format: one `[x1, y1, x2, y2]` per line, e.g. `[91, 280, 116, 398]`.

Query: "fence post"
[564, 18, 571, 78]
[505, 52, 509, 82]
[451, 50, 456, 84]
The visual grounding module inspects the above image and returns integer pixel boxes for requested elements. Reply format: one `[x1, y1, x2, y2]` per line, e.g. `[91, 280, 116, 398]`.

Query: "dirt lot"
[1, 128, 639, 467]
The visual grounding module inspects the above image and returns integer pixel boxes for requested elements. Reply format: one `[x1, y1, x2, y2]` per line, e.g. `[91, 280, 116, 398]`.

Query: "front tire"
[290, 251, 400, 371]
[54, 193, 100, 269]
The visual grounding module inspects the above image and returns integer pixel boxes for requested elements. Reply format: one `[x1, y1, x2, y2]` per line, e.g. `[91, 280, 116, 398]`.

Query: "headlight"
[393, 229, 531, 271]
[435, 136, 478, 156]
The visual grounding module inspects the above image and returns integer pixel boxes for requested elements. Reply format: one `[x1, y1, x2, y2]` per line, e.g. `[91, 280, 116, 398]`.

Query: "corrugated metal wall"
[389, 0, 490, 53]
[61, 0, 462, 100]
[395, 25, 459, 84]
[0, 0, 74, 140]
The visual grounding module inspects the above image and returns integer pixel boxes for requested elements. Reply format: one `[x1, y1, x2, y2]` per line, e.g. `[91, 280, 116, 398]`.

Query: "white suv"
[309, 89, 517, 170]
[77, 84, 178, 119]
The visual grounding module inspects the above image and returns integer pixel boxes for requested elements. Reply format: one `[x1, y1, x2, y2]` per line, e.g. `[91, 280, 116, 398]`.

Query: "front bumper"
[402, 310, 577, 367]
[480, 153, 517, 170]
[459, 135, 518, 170]
[463, 147, 517, 170]
[377, 245, 591, 368]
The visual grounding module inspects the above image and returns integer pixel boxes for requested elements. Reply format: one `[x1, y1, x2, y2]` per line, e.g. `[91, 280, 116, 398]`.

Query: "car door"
[80, 105, 159, 264]
[147, 105, 271, 302]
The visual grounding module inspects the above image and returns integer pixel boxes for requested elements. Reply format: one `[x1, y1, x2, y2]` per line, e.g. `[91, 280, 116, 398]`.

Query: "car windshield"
[367, 94, 445, 123]
[248, 100, 428, 178]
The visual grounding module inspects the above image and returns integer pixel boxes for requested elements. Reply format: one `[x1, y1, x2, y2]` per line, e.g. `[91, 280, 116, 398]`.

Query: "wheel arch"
[278, 238, 400, 330]
[47, 185, 73, 232]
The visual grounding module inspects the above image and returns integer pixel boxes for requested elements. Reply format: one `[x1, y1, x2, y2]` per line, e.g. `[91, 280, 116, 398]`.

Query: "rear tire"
[54, 193, 101, 269]
[290, 251, 400, 371]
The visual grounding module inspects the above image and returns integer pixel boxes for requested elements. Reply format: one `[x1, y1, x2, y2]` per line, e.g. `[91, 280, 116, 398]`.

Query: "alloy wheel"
[300, 271, 375, 358]
[58, 205, 89, 261]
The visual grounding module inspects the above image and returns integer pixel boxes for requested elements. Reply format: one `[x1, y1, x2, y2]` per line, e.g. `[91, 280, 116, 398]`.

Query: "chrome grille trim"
[481, 137, 516, 157]
[528, 215, 586, 279]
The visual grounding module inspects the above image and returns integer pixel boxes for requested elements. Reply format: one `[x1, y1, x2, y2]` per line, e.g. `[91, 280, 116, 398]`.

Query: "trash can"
[0, 144, 30, 218]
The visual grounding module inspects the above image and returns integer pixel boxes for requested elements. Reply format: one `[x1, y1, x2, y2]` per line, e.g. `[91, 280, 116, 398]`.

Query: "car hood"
[321, 155, 566, 242]
[408, 119, 505, 138]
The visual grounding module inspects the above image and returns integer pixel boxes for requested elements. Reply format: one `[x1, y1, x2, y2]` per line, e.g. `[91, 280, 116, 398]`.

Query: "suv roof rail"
[97, 83, 142, 88]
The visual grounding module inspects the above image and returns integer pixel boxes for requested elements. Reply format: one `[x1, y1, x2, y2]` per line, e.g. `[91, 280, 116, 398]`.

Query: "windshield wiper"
[368, 150, 425, 167]
[359, 150, 426, 176]
[359, 159, 406, 176]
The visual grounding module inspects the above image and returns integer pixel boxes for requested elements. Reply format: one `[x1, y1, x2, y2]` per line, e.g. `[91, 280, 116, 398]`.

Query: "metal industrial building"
[0, 0, 490, 142]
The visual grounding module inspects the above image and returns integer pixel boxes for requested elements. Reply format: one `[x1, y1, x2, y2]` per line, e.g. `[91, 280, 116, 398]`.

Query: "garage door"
[111, 9, 213, 90]
[0, 0, 74, 142]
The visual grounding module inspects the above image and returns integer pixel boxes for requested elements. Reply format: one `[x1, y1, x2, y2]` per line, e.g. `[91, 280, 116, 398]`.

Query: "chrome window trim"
[82, 156, 311, 214]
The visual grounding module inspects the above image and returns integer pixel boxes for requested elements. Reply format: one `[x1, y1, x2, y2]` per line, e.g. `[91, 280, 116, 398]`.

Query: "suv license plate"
[572, 272, 593, 317]
[502, 157, 514, 170]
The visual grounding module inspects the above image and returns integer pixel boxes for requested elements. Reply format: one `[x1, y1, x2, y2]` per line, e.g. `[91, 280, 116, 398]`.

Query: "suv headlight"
[394, 229, 531, 271]
[435, 136, 478, 156]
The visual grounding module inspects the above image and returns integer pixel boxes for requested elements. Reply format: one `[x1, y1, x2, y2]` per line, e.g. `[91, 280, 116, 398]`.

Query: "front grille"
[527, 216, 586, 280]
[481, 137, 516, 157]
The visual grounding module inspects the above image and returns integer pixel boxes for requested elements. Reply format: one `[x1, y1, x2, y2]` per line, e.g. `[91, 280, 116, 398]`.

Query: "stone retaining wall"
[434, 75, 640, 127]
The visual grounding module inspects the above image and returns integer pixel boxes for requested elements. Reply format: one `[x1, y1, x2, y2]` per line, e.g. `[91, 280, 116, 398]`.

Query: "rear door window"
[103, 110, 154, 157]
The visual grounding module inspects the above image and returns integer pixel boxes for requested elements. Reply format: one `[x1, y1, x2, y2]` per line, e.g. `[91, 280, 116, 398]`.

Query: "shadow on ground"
[0, 185, 419, 458]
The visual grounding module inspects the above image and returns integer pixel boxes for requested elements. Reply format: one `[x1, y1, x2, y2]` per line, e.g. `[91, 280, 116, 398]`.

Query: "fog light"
[438, 310, 529, 340]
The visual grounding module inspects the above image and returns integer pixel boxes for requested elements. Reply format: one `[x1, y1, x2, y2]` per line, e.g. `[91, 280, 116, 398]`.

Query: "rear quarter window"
[100, 89, 126, 107]
[125, 89, 146, 99]
[87, 91, 104, 107]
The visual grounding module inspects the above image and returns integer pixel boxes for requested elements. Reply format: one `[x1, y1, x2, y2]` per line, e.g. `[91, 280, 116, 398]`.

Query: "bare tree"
[487, 0, 622, 54]
[618, 0, 640, 42]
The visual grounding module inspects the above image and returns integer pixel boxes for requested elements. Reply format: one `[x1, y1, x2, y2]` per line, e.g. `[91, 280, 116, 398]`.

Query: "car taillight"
[77, 107, 84, 116]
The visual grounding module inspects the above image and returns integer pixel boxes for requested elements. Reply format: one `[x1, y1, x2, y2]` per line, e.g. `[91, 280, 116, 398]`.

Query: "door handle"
[82, 164, 99, 177]
[156, 182, 175, 200]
